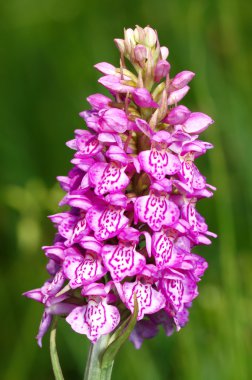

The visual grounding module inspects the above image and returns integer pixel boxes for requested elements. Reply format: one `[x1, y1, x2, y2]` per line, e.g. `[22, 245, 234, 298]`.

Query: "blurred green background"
[1, 0, 252, 379]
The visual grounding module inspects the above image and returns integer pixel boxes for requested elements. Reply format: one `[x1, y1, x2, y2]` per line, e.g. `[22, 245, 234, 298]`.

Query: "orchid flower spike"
[24, 25, 216, 353]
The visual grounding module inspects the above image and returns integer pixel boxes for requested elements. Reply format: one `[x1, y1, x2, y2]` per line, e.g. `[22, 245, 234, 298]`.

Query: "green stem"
[50, 318, 65, 380]
[84, 335, 113, 380]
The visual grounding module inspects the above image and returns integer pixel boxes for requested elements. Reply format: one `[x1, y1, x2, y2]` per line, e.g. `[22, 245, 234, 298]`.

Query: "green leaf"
[101, 295, 138, 370]
[50, 318, 65, 380]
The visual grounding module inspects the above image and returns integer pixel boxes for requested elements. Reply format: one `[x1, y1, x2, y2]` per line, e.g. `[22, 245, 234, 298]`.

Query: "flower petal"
[89, 162, 130, 195]
[132, 88, 158, 108]
[123, 280, 166, 320]
[171, 71, 195, 89]
[66, 298, 120, 343]
[135, 118, 154, 138]
[102, 108, 128, 133]
[36, 311, 52, 347]
[63, 249, 107, 288]
[135, 193, 180, 231]
[86, 205, 129, 240]
[167, 86, 190, 105]
[183, 112, 214, 134]
[76, 132, 102, 157]
[101, 243, 146, 281]
[139, 149, 181, 180]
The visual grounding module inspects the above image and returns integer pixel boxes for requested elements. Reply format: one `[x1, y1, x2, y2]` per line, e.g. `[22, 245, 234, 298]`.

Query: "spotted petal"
[63, 248, 107, 288]
[139, 149, 181, 180]
[89, 162, 130, 195]
[123, 280, 166, 320]
[41, 270, 65, 301]
[76, 131, 102, 157]
[161, 278, 184, 312]
[135, 193, 180, 231]
[101, 243, 146, 281]
[152, 231, 184, 269]
[86, 205, 129, 240]
[66, 297, 120, 343]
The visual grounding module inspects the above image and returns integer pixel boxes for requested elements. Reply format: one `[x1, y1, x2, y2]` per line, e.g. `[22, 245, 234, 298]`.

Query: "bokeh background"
[1, 0, 252, 379]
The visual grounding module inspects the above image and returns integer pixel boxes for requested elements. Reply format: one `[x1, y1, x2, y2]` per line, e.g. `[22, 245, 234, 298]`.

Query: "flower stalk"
[50, 318, 65, 380]
[84, 335, 114, 380]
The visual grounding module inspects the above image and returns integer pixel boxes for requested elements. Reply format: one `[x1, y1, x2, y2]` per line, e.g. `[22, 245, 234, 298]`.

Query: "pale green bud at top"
[114, 39, 125, 55]
[160, 46, 169, 60]
[144, 26, 157, 48]
[134, 25, 145, 44]
[124, 28, 136, 54]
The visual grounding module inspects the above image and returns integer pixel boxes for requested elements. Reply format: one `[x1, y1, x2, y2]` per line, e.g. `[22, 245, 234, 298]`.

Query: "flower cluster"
[24, 26, 216, 349]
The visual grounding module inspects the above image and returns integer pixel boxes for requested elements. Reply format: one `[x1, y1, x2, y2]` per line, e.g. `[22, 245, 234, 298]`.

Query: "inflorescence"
[24, 26, 216, 349]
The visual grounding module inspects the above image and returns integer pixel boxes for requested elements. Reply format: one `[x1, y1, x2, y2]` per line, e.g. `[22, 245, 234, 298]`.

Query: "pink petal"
[152, 232, 174, 269]
[41, 270, 65, 298]
[76, 132, 102, 157]
[134, 45, 147, 62]
[192, 166, 206, 190]
[36, 311, 52, 347]
[171, 71, 195, 89]
[102, 108, 128, 133]
[135, 118, 154, 138]
[132, 88, 158, 108]
[154, 60, 170, 82]
[106, 145, 129, 164]
[163, 105, 191, 125]
[162, 278, 184, 312]
[79, 236, 102, 253]
[139, 149, 181, 180]
[98, 75, 135, 93]
[63, 250, 106, 288]
[79, 110, 100, 132]
[117, 227, 140, 242]
[94, 62, 117, 75]
[61, 193, 92, 210]
[89, 162, 130, 196]
[86, 205, 129, 240]
[105, 193, 128, 208]
[66, 298, 120, 343]
[87, 93, 111, 110]
[152, 231, 185, 269]
[167, 86, 190, 105]
[183, 112, 214, 134]
[101, 243, 146, 281]
[68, 215, 89, 246]
[135, 193, 180, 231]
[177, 161, 194, 190]
[23, 289, 43, 303]
[123, 280, 166, 320]
[42, 243, 66, 262]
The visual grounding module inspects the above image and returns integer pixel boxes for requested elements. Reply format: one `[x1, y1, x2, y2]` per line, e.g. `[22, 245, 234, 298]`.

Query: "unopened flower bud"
[144, 26, 157, 47]
[163, 105, 191, 125]
[124, 28, 136, 53]
[183, 112, 214, 133]
[114, 38, 125, 55]
[132, 88, 158, 108]
[172, 70, 195, 89]
[134, 25, 145, 44]
[134, 45, 147, 63]
[167, 86, 190, 105]
[160, 46, 169, 60]
[154, 60, 171, 82]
